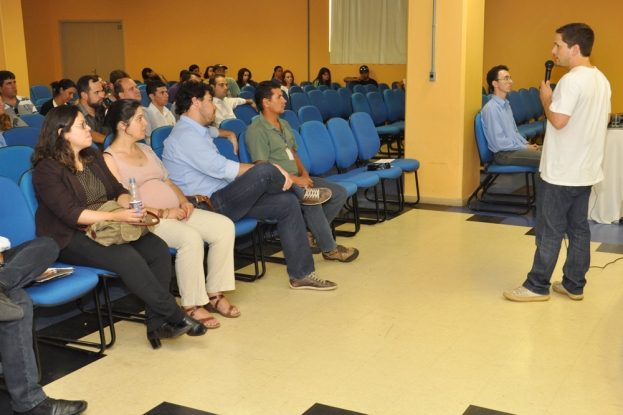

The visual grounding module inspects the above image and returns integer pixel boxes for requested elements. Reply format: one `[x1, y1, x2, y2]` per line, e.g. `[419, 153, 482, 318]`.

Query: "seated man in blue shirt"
[162, 81, 337, 291]
[481, 65, 541, 167]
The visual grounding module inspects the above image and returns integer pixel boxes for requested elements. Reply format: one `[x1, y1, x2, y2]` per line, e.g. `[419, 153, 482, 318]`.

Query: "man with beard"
[76, 75, 110, 146]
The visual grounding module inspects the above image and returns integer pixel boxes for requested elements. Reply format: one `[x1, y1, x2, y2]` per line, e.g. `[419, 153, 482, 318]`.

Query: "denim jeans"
[302, 177, 347, 252]
[207, 163, 315, 280]
[0, 237, 58, 412]
[493, 149, 542, 167]
[524, 179, 591, 295]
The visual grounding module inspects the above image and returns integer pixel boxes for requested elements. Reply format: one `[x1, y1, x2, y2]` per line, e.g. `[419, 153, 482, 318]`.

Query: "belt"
[187, 195, 216, 212]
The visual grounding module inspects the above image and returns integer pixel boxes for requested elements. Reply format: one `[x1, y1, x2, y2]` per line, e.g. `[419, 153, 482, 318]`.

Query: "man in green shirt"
[246, 81, 359, 262]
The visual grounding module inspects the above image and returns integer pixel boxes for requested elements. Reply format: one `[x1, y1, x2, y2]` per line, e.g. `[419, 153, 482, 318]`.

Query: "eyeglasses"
[73, 121, 89, 130]
[496, 76, 512, 82]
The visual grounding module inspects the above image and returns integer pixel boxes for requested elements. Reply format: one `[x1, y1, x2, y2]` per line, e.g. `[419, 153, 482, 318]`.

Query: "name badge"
[285, 148, 294, 161]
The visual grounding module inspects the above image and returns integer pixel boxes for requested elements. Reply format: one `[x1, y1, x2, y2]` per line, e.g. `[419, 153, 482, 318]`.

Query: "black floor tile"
[596, 243, 623, 255]
[144, 402, 217, 415]
[467, 214, 506, 224]
[303, 403, 367, 415]
[463, 405, 515, 415]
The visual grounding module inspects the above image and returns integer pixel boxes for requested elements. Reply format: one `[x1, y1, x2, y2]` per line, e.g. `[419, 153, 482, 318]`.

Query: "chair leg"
[235, 226, 266, 282]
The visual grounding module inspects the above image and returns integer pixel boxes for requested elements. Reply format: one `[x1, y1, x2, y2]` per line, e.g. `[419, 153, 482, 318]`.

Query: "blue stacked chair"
[529, 87, 544, 119]
[383, 89, 403, 123]
[351, 93, 400, 137]
[346, 81, 358, 91]
[241, 85, 255, 93]
[353, 84, 366, 94]
[331, 82, 342, 91]
[317, 85, 329, 92]
[233, 105, 258, 126]
[220, 118, 247, 139]
[324, 89, 343, 120]
[507, 91, 540, 138]
[303, 85, 316, 94]
[289, 92, 311, 115]
[337, 88, 353, 119]
[366, 91, 404, 157]
[21, 114, 45, 130]
[365, 84, 378, 93]
[35, 98, 49, 112]
[139, 89, 151, 107]
[0, 146, 33, 183]
[378, 83, 390, 95]
[238, 91, 253, 99]
[482, 94, 491, 108]
[307, 90, 331, 122]
[394, 88, 405, 119]
[520, 88, 545, 134]
[214, 137, 239, 162]
[103, 133, 114, 149]
[2, 127, 40, 148]
[279, 109, 300, 131]
[29, 85, 52, 102]
[300, 81, 312, 87]
[237, 131, 253, 164]
[289, 85, 304, 95]
[151, 125, 174, 159]
[137, 84, 147, 91]
[298, 105, 324, 125]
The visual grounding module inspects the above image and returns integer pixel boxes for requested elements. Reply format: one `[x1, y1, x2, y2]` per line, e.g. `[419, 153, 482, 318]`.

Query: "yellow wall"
[21, 0, 406, 89]
[484, 0, 621, 111]
[0, 0, 30, 92]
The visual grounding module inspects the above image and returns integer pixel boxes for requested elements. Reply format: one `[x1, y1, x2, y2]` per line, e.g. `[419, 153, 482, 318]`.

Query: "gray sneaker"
[289, 272, 337, 291]
[307, 232, 321, 254]
[300, 187, 332, 206]
[503, 286, 550, 302]
[552, 281, 584, 301]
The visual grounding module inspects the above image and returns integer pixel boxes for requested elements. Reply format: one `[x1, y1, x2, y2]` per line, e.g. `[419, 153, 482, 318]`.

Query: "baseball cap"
[213, 64, 228, 71]
[359, 65, 369, 73]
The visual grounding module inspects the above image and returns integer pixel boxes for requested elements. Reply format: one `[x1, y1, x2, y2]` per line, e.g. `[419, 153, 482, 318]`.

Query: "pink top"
[105, 143, 179, 209]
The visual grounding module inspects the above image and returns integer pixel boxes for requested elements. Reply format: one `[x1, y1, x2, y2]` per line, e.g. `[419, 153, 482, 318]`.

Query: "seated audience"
[236, 68, 253, 89]
[76, 75, 110, 145]
[0, 98, 12, 147]
[31, 105, 206, 349]
[162, 81, 337, 291]
[0, 70, 38, 128]
[246, 81, 358, 262]
[103, 99, 239, 328]
[170, 72, 203, 121]
[40, 79, 76, 116]
[145, 80, 176, 131]
[343, 65, 378, 87]
[481, 65, 541, 167]
[213, 64, 240, 98]
[112, 77, 153, 143]
[203, 66, 215, 81]
[104, 69, 130, 108]
[271, 66, 283, 85]
[141, 67, 168, 84]
[312, 67, 331, 88]
[0, 236, 88, 415]
[168, 70, 188, 104]
[210, 75, 257, 128]
[281, 70, 295, 96]
[189, 64, 201, 75]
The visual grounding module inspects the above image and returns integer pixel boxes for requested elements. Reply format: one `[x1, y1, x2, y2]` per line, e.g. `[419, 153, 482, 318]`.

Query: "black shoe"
[0, 285, 24, 322]
[14, 397, 87, 415]
[176, 314, 208, 337]
[147, 321, 192, 349]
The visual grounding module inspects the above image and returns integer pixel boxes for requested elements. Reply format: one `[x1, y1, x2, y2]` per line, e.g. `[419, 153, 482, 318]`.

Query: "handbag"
[82, 200, 160, 246]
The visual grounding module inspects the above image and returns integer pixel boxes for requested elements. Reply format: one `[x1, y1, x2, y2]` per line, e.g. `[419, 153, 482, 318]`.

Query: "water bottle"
[128, 177, 142, 214]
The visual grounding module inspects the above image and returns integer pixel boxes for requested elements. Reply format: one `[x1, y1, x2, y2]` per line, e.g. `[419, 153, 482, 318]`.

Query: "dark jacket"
[33, 148, 128, 249]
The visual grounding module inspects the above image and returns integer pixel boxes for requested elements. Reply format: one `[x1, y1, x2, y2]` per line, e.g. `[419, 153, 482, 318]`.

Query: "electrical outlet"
[429, 71, 436, 82]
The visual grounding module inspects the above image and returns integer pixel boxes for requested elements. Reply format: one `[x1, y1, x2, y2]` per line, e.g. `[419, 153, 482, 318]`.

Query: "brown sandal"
[207, 294, 241, 318]
[182, 306, 220, 329]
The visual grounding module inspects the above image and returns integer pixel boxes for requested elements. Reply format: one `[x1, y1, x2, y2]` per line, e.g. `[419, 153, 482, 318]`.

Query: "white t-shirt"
[540, 66, 611, 186]
[213, 97, 247, 128]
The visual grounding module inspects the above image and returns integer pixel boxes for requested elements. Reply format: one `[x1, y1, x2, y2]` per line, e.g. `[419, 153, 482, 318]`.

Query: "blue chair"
[151, 125, 174, 159]
[507, 91, 540, 138]
[337, 88, 353, 119]
[331, 82, 342, 91]
[378, 83, 390, 95]
[529, 87, 545, 119]
[21, 114, 45, 130]
[238, 91, 254, 99]
[137, 84, 147, 91]
[298, 105, 324, 125]
[482, 94, 491, 108]
[0, 145, 33, 183]
[220, 118, 247, 139]
[233, 105, 258, 126]
[324, 89, 343, 120]
[279, 109, 300, 132]
[282, 89, 291, 111]
[103, 133, 114, 149]
[289, 92, 311, 115]
[307, 90, 331, 121]
[520, 88, 545, 134]
[166, 81, 177, 90]
[346, 81, 358, 91]
[303, 85, 316, 94]
[467, 112, 537, 214]
[353, 84, 366, 94]
[351, 93, 400, 136]
[289, 85, 304, 95]
[139, 89, 151, 107]
[35, 98, 50, 107]
[29, 85, 52, 102]
[18, 170, 37, 215]
[367, 92, 404, 130]
[300, 81, 312, 87]
[383, 89, 402, 122]
[2, 127, 40, 148]
[394, 88, 405, 119]
[238, 131, 253, 164]
[214, 137, 239, 162]
[365, 84, 378, 93]
[241, 85, 255, 93]
[318, 85, 329, 92]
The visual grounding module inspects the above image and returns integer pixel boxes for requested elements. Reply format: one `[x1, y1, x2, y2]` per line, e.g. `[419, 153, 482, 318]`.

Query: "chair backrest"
[151, 125, 173, 159]
[232, 105, 258, 126]
[366, 92, 389, 126]
[220, 118, 247, 139]
[353, 84, 366, 94]
[474, 112, 493, 164]
[337, 88, 353, 119]
[282, 89, 291, 111]
[326, 118, 359, 170]
[238, 90, 254, 99]
[529, 87, 544, 118]
[166, 81, 177, 89]
[346, 81, 358, 91]
[19, 170, 38, 216]
[383, 89, 402, 122]
[29, 85, 52, 102]
[137, 84, 147, 91]
[317, 85, 329, 92]
[394, 88, 405, 118]
[307, 90, 331, 121]
[298, 105, 324, 125]
[482, 94, 491, 108]
[392, 81, 399, 90]
[139, 89, 151, 107]
[289, 92, 311, 115]
[0, 146, 34, 183]
[351, 92, 372, 116]
[214, 137, 239, 162]
[241, 85, 255, 93]
[238, 131, 253, 164]
[20, 114, 45, 130]
[303, 85, 316, 94]
[378, 83, 390, 94]
[365, 84, 378, 93]
[300, 81, 312, 87]
[2, 127, 40, 148]
[323, 89, 343, 120]
[299, 121, 336, 176]
[507, 90, 527, 125]
[289, 85, 304, 95]
[279, 110, 300, 131]
[103, 134, 114, 149]
[0, 177, 37, 247]
[35, 98, 49, 106]
[331, 82, 341, 91]
[349, 112, 382, 161]
[291, 129, 311, 172]
[519, 89, 536, 121]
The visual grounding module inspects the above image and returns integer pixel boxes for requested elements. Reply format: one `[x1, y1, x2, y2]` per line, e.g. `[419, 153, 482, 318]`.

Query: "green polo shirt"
[246, 113, 299, 176]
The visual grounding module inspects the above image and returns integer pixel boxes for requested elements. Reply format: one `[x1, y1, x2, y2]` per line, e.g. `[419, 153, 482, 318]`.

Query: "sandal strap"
[182, 306, 200, 318]
[208, 294, 224, 309]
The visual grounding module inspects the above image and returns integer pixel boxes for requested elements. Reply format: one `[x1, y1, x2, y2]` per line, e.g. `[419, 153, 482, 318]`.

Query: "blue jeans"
[208, 163, 315, 280]
[0, 237, 58, 412]
[302, 177, 347, 252]
[524, 179, 591, 295]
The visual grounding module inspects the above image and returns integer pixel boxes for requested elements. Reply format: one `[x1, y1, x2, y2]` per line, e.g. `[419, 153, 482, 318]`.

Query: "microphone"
[545, 60, 554, 82]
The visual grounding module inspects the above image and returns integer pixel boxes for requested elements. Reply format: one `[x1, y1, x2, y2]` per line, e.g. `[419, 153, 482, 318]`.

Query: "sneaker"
[307, 232, 321, 254]
[289, 272, 337, 291]
[322, 245, 359, 263]
[552, 281, 584, 301]
[300, 187, 332, 206]
[503, 286, 550, 302]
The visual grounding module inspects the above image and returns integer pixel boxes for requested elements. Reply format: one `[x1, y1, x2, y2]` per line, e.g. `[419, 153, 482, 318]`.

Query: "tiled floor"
[2, 203, 623, 415]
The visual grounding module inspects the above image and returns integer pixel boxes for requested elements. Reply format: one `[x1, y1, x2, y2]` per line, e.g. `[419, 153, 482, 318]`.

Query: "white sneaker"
[503, 286, 550, 302]
[552, 281, 584, 301]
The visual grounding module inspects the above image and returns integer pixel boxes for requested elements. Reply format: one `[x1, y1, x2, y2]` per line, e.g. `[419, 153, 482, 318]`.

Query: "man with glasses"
[76, 75, 110, 146]
[481, 65, 541, 167]
[0, 70, 38, 128]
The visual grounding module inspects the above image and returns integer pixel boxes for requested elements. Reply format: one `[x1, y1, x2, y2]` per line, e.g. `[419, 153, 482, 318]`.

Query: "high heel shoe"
[176, 314, 208, 337]
[147, 321, 192, 349]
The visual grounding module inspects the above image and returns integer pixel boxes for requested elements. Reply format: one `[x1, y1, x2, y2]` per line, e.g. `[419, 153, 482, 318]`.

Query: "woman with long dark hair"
[312, 67, 331, 88]
[236, 68, 253, 89]
[39, 79, 76, 116]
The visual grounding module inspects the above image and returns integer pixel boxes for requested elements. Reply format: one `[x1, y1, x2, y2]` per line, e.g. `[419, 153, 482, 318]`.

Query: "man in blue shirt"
[163, 81, 337, 291]
[481, 65, 541, 167]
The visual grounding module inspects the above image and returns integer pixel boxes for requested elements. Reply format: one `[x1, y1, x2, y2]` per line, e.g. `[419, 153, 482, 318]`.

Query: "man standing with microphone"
[504, 23, 611, 302]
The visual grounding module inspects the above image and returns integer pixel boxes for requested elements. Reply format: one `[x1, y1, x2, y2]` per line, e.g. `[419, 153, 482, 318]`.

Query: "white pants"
[153, 209, 236, 306]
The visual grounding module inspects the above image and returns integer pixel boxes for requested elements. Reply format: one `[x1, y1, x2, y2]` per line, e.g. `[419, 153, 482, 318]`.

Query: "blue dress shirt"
[162, 115, 240, 196]
[481, 95, 528, 153]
